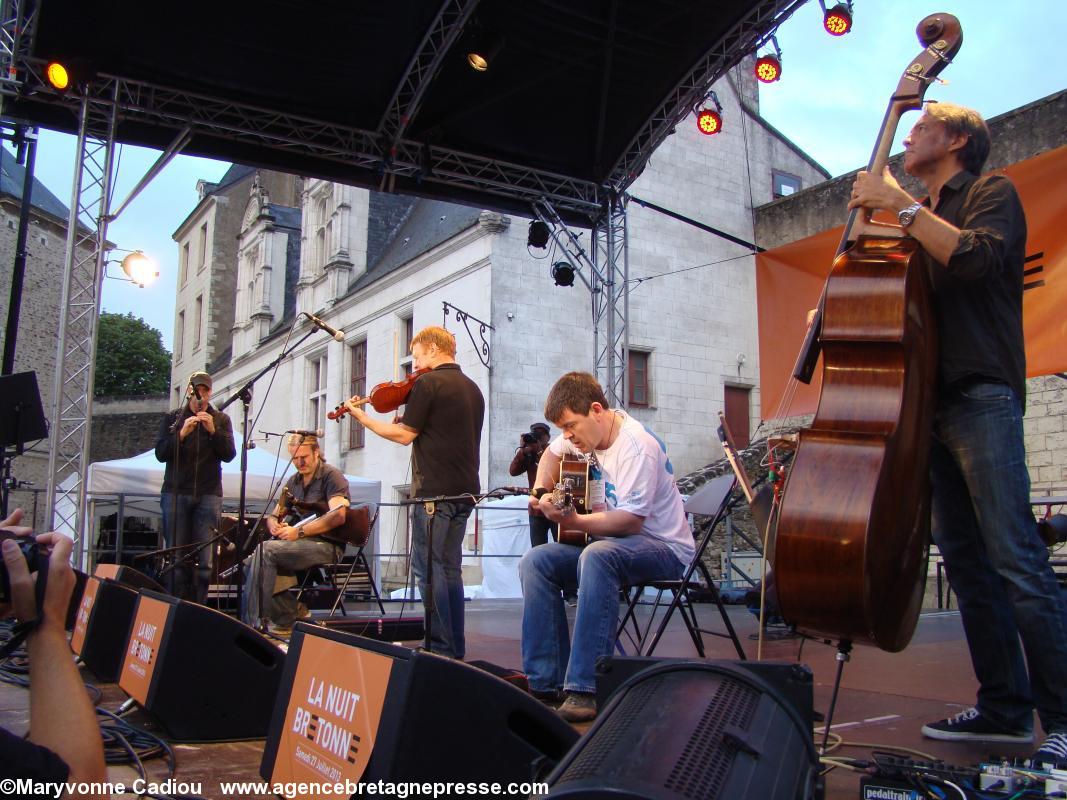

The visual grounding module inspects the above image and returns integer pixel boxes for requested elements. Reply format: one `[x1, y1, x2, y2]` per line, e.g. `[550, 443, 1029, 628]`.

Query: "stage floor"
[0, 598, 1039, 799]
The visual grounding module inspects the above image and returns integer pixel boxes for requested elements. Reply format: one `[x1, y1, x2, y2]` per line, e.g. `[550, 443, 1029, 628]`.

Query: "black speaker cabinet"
[547, 660, 821, 800]
[71, 577, 139, 682]
[66, 568, 88, 631]
[118, 591, 286, 741]
[94, 563, 165, 593]
[261, 625, 578, 787]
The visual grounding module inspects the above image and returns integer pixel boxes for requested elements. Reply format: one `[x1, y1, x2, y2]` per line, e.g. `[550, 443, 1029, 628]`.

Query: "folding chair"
[616, 473, 746, 659]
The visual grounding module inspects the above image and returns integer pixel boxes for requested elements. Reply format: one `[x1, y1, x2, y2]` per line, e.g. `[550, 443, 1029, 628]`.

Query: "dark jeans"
[160, 492, 222, 604]
[529, 513, 559, 548]
[931, 380, 1067, 734]
[411, 501, 473, 659]
[241, 537, 341, 627]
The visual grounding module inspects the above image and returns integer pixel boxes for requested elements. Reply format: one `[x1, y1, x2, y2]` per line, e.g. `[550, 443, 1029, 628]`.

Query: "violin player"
[343, 325, 484, 660]
[242, 433, 350, 635]
[849, 102, 1067, 766]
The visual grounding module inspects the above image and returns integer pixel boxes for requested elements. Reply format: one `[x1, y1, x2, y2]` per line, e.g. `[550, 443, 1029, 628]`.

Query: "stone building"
[171, 66, 829, 585]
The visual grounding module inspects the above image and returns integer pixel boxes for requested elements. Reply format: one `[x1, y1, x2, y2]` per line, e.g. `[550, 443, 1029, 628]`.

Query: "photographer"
[0, 508, 107, 793]
[509, 422, 558, 548]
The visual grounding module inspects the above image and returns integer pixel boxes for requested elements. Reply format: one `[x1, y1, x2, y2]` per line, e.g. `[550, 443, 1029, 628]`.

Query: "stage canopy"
[0, 0, 802, 225]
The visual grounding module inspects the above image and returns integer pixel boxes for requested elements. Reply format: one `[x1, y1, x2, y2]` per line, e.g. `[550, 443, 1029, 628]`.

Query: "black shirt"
[400, 363, 484, 498]
[154, 403, 237, 496]
[0, 726, 70, 784]
[927, 170, 1028, 405]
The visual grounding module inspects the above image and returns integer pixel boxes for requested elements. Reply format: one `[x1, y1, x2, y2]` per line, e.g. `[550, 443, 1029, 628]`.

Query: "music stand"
[0, 371, 48, 517]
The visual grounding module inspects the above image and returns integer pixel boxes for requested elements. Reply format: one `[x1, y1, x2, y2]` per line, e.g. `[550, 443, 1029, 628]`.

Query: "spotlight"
[527, 220, 550, 249]
[551, 261, 576, 287]
[45, 61, 71, 91]
[696, 108, 723, 135]
[821, 1, 853, 36]
[694, 90, 723, 136]
[754, 37, 782, 84]
[120, 250, 159, 287]
[466, 31, 504, 72]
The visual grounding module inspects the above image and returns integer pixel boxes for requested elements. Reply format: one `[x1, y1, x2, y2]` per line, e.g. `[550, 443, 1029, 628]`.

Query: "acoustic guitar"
[552, 456, 593, 547]
[279, 487, 371, 547]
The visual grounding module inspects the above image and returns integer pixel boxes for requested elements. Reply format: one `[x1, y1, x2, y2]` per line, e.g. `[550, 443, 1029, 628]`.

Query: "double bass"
[772, 14, 962, 652]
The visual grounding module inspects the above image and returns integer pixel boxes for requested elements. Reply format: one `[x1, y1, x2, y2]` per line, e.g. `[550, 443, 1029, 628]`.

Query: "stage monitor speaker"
[595, 655, 815, 726]
[66, 568, 88, 631]
[71, 577, 139, 682]
[261, 625, 578, 787]
[118, 591, 286, 741]
[94, 563, 165, 593]
[547, 660, 821, 800]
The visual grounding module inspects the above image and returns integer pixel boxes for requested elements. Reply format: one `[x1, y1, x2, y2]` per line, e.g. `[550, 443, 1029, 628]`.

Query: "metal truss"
[608, 0, 806, 189]
[379, 0, 481, 155]
[534, 197, 629, 408]
[43, 88, 117, 563]
[0, 0, 36, 93]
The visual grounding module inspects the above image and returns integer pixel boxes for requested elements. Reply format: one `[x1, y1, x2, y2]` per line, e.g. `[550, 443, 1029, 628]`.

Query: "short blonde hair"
[411, 325, 456, 357]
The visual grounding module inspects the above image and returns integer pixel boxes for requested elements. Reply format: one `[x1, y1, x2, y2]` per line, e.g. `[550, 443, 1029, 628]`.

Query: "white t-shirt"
[548, 410, 694, 565]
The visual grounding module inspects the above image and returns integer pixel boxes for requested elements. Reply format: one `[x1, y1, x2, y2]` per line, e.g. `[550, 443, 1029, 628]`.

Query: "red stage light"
[824, 3, 853, 35]
[755, 55, 781, 83]
[696, 108, 722, 135]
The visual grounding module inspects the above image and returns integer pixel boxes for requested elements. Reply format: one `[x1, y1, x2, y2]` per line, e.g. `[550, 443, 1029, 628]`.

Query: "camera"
[0, 529, 44, 605]
[521, 432, 536, 445]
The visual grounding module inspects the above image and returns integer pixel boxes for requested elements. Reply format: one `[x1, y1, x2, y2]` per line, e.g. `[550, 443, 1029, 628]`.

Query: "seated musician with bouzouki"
[242, 433, 358, 635]
[520, 372, 694, 723]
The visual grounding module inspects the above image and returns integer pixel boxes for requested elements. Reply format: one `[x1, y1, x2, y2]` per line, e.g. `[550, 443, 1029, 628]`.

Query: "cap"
[189, 371, 212, 389]
[530, 422, 551, 435]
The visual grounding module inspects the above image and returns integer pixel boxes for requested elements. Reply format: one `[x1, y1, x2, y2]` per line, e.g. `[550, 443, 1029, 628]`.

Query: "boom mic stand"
[215, 329, 317, 615]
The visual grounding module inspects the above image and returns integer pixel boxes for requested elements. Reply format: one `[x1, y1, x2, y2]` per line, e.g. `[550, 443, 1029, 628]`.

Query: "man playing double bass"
[849, 102, 1067, 766]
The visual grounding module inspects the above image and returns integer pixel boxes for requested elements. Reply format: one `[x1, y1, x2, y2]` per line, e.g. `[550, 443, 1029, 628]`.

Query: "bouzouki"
[279, 487, 372, 547]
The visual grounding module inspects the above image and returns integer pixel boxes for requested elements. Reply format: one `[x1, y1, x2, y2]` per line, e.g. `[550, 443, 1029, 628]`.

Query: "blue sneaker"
[921, 708, 1032, 743]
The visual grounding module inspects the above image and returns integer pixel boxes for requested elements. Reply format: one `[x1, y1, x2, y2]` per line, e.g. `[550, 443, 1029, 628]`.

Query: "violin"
[327, 367, 430, 420]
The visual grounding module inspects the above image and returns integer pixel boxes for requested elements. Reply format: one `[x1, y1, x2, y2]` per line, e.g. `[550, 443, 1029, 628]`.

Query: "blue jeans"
[931, 380, 1067, 734]
[160, 493, 222, 604]
[241, 537, 340, 627]
[411, 501, 473, 659]
[519, 536, 683, 694]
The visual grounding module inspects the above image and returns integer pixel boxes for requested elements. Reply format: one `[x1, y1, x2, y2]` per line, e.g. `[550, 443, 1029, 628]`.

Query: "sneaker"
[1033, 732, 1067, 769]
[267, 620, 294, 637]
[557, 691, 597, 723]
[921, 708, 1033, 743]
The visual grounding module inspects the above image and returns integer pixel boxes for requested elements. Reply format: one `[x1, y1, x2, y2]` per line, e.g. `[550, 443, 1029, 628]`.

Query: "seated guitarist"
[242, 434, 350, 635]
[519, 372, 694, 722]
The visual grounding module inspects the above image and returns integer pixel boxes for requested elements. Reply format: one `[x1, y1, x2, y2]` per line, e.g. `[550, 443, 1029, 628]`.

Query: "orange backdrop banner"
[757, 145, 1067, 418]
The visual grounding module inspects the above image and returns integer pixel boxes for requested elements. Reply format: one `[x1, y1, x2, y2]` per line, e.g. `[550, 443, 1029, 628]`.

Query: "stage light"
[755, 55, 781, 83]
[822, 1, 853, 36]
[106, 249, 159, 288]
[527, 220, 550, 248]
[695, 90, 724, 136]
[45, 61, 70, 91]
[754, 37, 783, 84]
[466, 31, 504, 72]
[696, 108, 723, 135]
[551, 261, 576, 287]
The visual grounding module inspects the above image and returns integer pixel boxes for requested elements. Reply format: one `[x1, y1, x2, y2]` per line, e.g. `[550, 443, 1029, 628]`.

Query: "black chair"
[291, 506, 385, 617]
[616, 474, 746, 659]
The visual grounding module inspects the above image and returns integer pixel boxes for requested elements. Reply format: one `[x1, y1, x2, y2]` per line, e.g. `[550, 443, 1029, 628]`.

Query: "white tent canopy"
[86, 435, 380, 507]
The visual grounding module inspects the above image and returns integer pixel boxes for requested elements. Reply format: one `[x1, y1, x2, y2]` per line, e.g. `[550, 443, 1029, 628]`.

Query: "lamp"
[528, 220, 550, 249]
[466, 30, 504, 72]
[695, 91, 723, 136]
[45, 61, 71, 91]
[105, 249, 159, 288]
[754, 37, 782, 83]
[551, 261, 576, 287]
[820, 1, 853, 36]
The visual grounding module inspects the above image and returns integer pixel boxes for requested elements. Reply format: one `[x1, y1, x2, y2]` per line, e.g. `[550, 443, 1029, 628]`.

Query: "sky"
[17, 0, 1066, 352]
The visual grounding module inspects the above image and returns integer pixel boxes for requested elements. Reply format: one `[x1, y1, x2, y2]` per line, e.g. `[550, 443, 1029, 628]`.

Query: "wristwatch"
[897, 202, 923, 228]
[297, 528, 306, 539]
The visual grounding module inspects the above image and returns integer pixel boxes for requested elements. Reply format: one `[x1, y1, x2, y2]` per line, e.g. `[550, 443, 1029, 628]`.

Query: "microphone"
[303, 311, 344, 342]
[286, 428, 325, 438]
[501, 486, 531, 495]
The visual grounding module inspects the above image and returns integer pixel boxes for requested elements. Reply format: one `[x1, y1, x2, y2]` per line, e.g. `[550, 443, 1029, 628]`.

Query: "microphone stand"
[216, 329, 317, 617]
